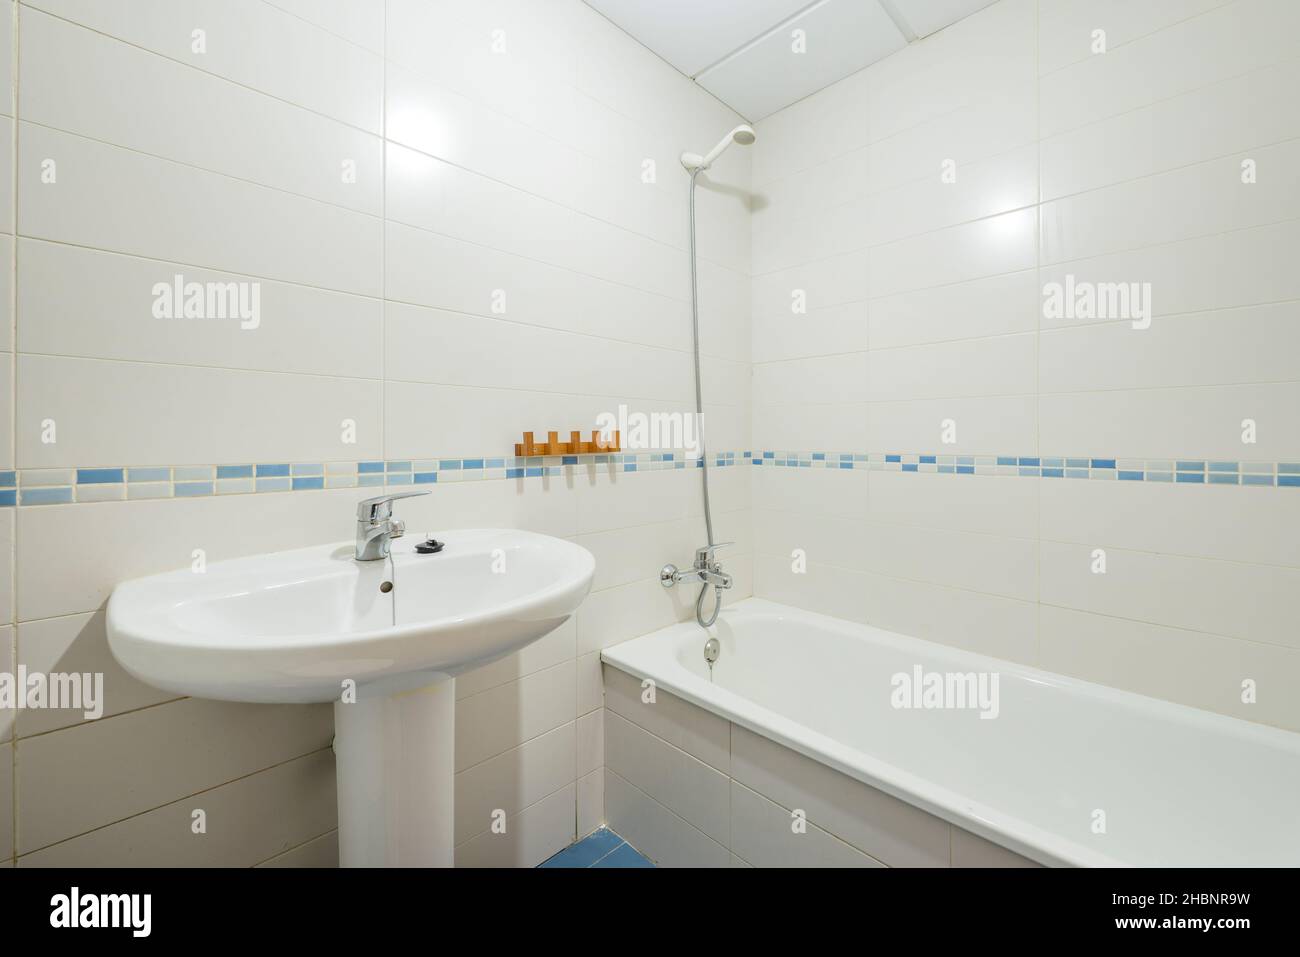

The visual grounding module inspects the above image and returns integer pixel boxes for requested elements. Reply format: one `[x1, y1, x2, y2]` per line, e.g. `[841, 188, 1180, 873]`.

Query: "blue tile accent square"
[1279, 475, 1300, 488]
[485, 458, 505, 469]
[920, 455, 936, 464]
[1176, 472, 1205, 484]
[21, 487, 73, 505]
[1278, 463, 1300, 474]
[1091, 459, 1116, 469]
[216, 465, 253, 480]
[562, 455, 578, 465]
[901, 463, 918, 472]
[525, 467, 543, 478]
[885, 454, 901, 463]
[1208, 461, 1238, 473]
[439, 459, 461, 471]
[1208, 473, 1238, 485]
[1018, 457, 1040, 467]
[0, 471, 15, 488]
[506, 468, 524, 479]
[1066, 458, 1089, 468]
[291, 476, 324, 491]
[414, 472, 438, 484]
[1176, 461, 1205, 471]
[623, 463, 637, 472]
[1243, 474, 1275, 486]
[462, 458, 485, 469]
[127, 467, 170, 482]
[762, 451, 774, 459]
[256, 463, 290, 478]
[956, 465, 974, 474]
[76, 468, 123, 485]
[996, 457, 1016, 466]
[386, 461, 412, 472]
[358, 461, 384, 474]
[1042, 467, 1065, 478]
[1118, 470, 1144, 481]
[0, 489, 15, 507]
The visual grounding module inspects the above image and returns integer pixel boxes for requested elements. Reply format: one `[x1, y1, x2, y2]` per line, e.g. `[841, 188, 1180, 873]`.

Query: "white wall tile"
[1038, 0, 1299, 138]
[1040, 540, 1300, 650]
[453, 660, 575, 772]
[257, 830, 339, 868]
[0, 742, 11, 861]
[19, 124, 383, 296]
[604, 709, 729, 844]
[602, 665, 730, 773]
[1040, 605, 1300, 732]
[454, 782, 575, 868]
[20, 8, 383, 214]
[18, 240, 383, 379]
[453, 721, 575, 845]
[17, 354, 383, 468]
[17, 697, 332, 853]
[26, 0, 384, 132]
[1038, 0, 1233, 76]
[603, 768, 729, 867]
[729, 780, 882, 867]
[16, 611, 178, 735]
[19, 750, 336, 866]
[731, 724, 950, 866]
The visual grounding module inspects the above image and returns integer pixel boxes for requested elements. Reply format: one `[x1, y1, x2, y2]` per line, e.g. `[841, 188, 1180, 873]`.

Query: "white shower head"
[680, 124, 757, 172]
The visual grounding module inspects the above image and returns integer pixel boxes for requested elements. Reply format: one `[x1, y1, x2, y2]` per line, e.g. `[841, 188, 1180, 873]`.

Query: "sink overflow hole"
[380, 581, 393, 593]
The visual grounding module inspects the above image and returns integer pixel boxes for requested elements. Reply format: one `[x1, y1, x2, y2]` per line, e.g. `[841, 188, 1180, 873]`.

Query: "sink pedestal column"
[333, 678, 456, 867]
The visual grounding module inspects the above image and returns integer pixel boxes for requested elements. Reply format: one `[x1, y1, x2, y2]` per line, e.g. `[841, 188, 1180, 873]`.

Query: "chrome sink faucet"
[355, 490, 430, 561]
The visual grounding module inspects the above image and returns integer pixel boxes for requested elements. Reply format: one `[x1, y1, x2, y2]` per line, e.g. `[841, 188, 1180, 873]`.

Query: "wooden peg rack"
[515, 430, 621, 456]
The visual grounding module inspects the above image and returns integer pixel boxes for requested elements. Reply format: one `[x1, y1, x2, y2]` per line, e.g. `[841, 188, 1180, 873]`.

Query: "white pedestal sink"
[106, 528, 595, 867]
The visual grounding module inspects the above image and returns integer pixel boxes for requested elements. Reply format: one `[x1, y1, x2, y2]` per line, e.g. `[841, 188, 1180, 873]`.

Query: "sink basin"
[107, 528, 595, 704]
[106, 527, 595, 867]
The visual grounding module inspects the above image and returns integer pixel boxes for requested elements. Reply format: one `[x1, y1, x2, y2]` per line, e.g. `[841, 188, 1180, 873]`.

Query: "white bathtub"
[602, 598, 1300, 867]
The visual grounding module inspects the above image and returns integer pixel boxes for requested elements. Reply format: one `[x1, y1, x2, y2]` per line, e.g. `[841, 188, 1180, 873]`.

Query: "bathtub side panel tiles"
[603, 767, 729, 867]
[730, 724, 952, 868]
[601, 664, 730, 773]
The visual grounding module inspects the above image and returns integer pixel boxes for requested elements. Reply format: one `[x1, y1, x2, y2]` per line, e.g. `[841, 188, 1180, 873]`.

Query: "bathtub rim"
[601, 597, 1300, 868]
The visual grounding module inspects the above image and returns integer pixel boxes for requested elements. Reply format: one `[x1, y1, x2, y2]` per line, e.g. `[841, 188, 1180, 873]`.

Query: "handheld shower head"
[680, 124, 757, 172]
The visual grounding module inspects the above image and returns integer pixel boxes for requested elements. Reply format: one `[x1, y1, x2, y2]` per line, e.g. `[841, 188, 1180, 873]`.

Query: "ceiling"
[585, 0, 998, 121]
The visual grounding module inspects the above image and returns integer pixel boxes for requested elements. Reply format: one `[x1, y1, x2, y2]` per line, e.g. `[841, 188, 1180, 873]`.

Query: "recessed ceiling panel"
[886, 0, 998, 38]
[584, 0, 814, 77]
[694, 0, 906, 120]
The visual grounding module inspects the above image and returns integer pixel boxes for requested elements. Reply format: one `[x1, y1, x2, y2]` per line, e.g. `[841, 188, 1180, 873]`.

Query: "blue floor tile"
[591, 842, 654, 868]
[538, 827, 624, 868]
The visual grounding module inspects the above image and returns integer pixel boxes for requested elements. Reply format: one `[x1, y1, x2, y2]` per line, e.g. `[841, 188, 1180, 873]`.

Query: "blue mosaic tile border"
[4, 451, 743, 506]
[752, 451, 1300, 487]
[6, 449, 1296, 506]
